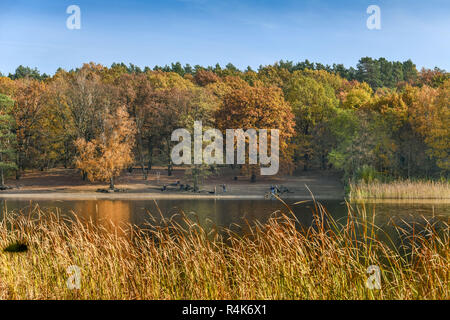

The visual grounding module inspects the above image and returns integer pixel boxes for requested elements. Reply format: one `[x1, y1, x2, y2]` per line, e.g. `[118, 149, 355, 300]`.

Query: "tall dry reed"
[0, 201, 448, 300]
[349, 180, 450, 200]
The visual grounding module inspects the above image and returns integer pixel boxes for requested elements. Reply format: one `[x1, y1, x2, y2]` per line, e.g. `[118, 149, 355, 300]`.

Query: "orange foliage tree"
[216, 84, 295, 177]
[75, 106, 136, 189]
[410, 81, 450, 171]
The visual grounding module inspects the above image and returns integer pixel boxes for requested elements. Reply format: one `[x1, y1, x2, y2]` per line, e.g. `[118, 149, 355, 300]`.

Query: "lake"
[1, 198, 449, 242]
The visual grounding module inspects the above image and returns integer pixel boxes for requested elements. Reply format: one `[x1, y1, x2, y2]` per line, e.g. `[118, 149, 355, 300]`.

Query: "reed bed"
[0, 201, 448, 300]
[349, 180, 450, 200]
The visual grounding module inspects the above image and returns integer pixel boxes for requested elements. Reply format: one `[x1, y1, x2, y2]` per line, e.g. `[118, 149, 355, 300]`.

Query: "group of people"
[161, 181, 228, 194]
[270, 185, 290, 195]
[161, 180, 291, 197]
[161, 181, 192, 192]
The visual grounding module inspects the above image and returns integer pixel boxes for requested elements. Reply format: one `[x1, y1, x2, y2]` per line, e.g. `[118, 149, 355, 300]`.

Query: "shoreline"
[0, 191, 448, 202]
[0, 168, 347, 201]
[0, 191, 342, 201]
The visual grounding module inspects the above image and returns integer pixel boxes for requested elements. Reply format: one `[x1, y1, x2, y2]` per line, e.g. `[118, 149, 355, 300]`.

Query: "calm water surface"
[1, 199, 448, 236]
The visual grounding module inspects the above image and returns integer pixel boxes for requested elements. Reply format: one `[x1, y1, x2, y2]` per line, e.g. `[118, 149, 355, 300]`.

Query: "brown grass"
[349, 180, 450, 200]
[0, 200, 448, 300]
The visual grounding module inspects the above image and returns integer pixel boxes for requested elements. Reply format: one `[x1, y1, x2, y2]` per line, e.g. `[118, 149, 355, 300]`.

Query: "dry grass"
[349, 180, 450, 200]
[0, 201, 448, 300]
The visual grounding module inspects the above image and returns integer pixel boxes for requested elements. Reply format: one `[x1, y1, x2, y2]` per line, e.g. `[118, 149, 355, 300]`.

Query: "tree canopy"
[0, 57, 448, 187]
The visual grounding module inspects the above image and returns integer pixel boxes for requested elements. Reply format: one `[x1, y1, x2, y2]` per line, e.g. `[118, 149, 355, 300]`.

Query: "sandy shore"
[0, 168, 346, 200]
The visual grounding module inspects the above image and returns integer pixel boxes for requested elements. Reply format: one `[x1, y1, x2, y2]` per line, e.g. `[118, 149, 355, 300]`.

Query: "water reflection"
[0, 198, 448, 240]
[73, 200, 132, 235]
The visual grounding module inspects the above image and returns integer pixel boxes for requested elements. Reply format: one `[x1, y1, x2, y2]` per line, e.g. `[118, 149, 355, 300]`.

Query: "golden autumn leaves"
[0, 60, 448, 187]
[216, 84, 295, 175]
[72, 67, 297, 187]
[74, 106, 136, 189]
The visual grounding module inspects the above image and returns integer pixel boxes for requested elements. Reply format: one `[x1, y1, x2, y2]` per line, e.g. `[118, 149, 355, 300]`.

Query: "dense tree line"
[7, 57, 438, 90]
[0, 57, 448, 188]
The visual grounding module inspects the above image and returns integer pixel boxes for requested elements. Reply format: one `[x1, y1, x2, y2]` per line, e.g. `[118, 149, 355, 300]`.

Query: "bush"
[355, 165, 383, 183]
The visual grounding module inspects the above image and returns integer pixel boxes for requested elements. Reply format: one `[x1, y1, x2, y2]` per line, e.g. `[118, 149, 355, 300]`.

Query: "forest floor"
[0, 167, 345, 200]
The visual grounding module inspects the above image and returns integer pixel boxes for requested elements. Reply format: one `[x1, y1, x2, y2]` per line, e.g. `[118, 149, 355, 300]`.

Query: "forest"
[0, 57, 448, 189]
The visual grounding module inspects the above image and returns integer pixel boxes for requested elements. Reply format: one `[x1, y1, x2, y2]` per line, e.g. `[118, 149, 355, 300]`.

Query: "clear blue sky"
[0, 0, 449, 75]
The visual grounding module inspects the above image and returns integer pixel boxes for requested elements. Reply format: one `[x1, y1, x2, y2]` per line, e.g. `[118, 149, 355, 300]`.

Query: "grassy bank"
[0, 202, 448, 300]
[349, 180, 450, 200]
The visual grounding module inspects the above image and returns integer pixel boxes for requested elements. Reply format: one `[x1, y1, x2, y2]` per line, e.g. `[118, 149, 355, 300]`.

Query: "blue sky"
[0, 0, 449, 75]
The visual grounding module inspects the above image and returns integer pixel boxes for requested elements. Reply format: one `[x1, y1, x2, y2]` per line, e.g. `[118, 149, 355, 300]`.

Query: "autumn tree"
[284, 72, 338, 170]
[51, 64, 119, 178]
[75, 106, 136, 190]
[180, 87, 219, 190]
[0, 57, 446, 183]
[340, 82, 373, 110]
[194, 69, 220, 86]
[257, 64, 292, 88]
[0, 94, 17, 186]
[410, 81, 450, 172]
[61, 64, 114, 142]
[418, 68, 449, 88]
[115, 73, 156, 179]
[47, 70, 78, 168]
[216, 83, 295, 178]
[10, 79, 48, 178]
[0, 77, 16, 96]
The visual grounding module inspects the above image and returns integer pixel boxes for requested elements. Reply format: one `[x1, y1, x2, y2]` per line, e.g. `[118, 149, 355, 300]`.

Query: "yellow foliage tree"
[75, 106, 136, 189]
[410, 82, 450, 171]
[341, 82, 373, 109]
[147, 71, 194, 91]
[0, 77, 16, 96]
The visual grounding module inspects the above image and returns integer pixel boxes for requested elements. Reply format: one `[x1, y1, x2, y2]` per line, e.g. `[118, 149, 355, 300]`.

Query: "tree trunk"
[303, 125, 310, 171]
[141, 166, 147, 180]
[136, 134, 147, 180]
[251, 165, 257, 182]
[321, 153, 326, 170]
[63, 140, 69, 169]
[109, 177, 114, 190]
[303, 153, 309, 171]
[407, 147, 411, 179]
[193, 165, 199, 192]
[0, 153, 4, 186]
[15, 153, 21, 180]
[167, 138, 172, 176]
[147, 139, 153, 174]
